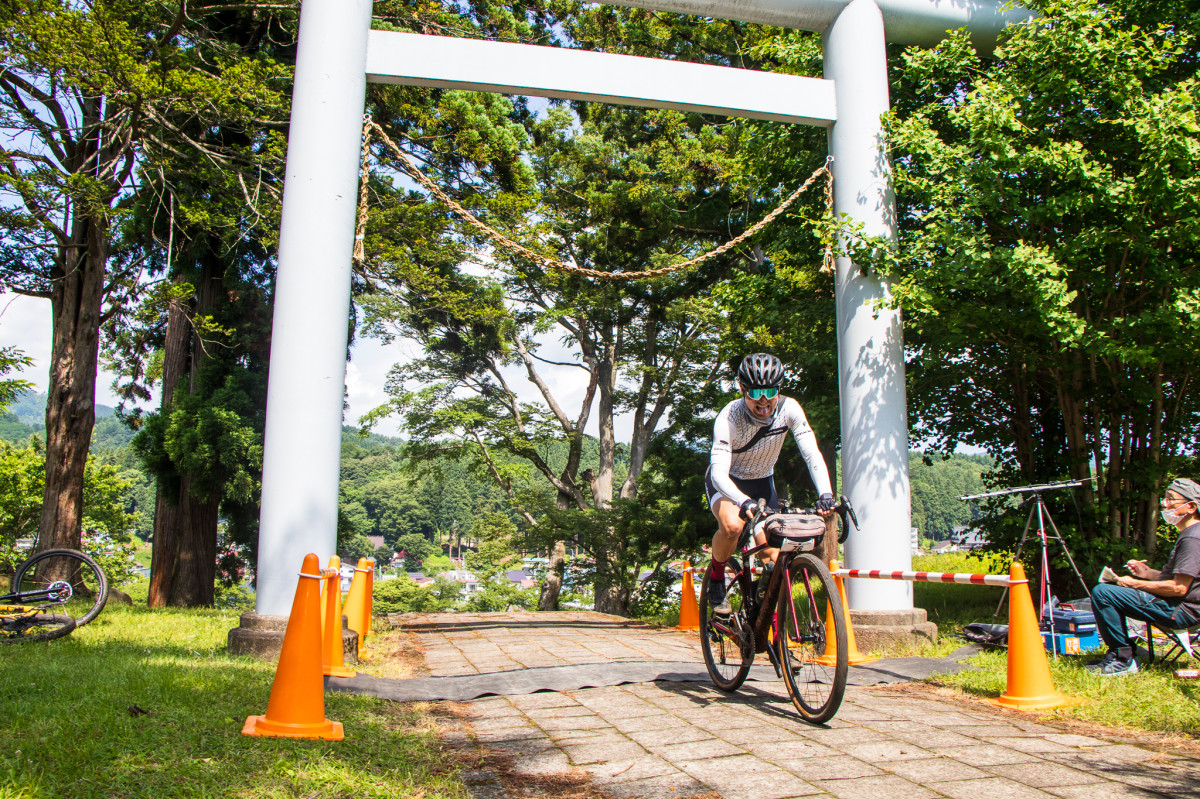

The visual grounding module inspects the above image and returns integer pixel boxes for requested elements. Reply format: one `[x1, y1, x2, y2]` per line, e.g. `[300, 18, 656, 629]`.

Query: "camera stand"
[961, 479, 1092, 652]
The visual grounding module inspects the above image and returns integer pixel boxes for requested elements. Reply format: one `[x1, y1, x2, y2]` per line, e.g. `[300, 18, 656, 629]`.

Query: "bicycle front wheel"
[0, 612, 77, 643]
[776, 554, 847, 724]
[700, 569, 754, 692]
[13, 549, 109, 627]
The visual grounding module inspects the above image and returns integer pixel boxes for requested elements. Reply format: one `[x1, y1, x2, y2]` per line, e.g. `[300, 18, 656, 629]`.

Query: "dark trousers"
[1090, 583, 1192, 651]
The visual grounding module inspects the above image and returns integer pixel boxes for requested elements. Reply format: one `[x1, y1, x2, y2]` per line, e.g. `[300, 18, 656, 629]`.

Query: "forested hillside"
[908, 453, 992, 542]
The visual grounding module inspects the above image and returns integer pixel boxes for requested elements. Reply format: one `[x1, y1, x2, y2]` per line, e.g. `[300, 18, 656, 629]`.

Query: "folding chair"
[1136, 621, 1200, 666]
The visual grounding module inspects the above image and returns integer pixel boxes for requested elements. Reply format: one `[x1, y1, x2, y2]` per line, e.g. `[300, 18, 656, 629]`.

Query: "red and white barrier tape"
[834, 569, 1016, 587]
[686, 565, 1021, 586]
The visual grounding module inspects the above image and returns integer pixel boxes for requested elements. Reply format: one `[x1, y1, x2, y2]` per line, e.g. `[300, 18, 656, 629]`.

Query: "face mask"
[1163, 504, 1193, 525]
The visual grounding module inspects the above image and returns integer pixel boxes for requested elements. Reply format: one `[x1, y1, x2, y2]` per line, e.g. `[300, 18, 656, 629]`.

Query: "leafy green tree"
[464, 579, 537, 612]
[0, 440, 138, 576]
[372, 574, 454, 614]
[337, 533, 378, 566]
[0, 441, 45, 568]
[884, 0, 1200, 566]
[393, 532, 438, 571]
[0, 0, 290, 561]
[0, 347, 33, 413]
[464, 512, 520, 577]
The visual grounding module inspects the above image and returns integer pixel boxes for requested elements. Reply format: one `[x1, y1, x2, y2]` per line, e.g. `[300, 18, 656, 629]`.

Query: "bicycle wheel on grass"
[0, 612, 76, 643]
[776, 553, 847, 723]
[700, 569, 754, 691]
[13, 549, 108, 627]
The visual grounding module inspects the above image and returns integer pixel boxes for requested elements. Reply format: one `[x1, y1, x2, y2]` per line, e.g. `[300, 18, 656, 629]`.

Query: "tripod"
[961, 479, 1092, 653]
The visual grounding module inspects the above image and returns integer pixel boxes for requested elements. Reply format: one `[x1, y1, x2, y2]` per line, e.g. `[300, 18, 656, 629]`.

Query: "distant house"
[339, 561, 357, 592]
[931, 540, 956, 555]
[505, 569, 537, 589]
[442, 569, 481, 596]
[951, 528, 989, 549]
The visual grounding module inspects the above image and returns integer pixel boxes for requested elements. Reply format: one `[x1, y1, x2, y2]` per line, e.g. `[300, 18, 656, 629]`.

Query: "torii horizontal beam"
[366, 30, 837, 126]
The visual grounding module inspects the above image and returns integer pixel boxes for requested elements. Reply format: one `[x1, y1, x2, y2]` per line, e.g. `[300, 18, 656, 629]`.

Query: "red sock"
[709, 559, 726, 580]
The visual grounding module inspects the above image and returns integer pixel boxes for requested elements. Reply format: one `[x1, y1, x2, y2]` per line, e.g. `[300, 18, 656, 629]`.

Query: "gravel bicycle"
[0, 548, 109, 642]
[700, 497, 857, 723]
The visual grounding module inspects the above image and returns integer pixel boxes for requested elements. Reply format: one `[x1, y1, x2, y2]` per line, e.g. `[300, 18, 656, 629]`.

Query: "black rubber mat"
[326, 647, 978, 702]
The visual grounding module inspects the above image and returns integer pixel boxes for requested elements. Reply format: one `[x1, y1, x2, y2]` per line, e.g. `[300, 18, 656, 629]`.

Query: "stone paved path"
[394, 611, 1200, 799]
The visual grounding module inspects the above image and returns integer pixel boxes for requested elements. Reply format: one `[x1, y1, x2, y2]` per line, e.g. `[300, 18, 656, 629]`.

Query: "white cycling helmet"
[737, 353, 784, 388]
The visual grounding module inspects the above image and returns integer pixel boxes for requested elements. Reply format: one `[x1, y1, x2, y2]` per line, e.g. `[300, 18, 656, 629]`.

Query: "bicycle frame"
[732, 502, 851, 661]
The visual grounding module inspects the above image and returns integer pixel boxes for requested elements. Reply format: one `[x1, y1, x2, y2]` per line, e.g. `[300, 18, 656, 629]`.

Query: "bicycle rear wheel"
[700, 569, 755, 692]
[0, 612, 76, 643]
[12, 549, 109, 627]
[776, 554, 847, 723]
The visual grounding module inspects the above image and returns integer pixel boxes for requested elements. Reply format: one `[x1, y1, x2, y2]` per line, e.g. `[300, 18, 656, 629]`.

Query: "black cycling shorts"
[704, 466, 779, 511]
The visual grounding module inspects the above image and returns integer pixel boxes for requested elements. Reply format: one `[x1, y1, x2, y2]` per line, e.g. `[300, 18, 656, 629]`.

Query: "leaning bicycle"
[700, 498, 857, 724]
[0, 548, 109, 642]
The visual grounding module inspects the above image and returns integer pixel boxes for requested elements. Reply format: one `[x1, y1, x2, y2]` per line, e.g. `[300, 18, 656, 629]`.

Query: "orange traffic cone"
[814, 560, 878, 666]
[322, 556, 356, 679]
[676, 562, 699, 631]
[343, 558, 372, 648]
[243, 553, 344, 740]
[987, 562, 1081, 711]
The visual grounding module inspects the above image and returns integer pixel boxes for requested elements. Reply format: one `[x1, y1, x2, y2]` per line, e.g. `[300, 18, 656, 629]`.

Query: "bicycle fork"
[760, 560, 823, 674]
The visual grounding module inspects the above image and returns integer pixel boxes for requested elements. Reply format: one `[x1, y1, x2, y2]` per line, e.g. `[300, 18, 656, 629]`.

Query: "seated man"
[705, 353, 835, 614]
[1089, 477, 1200, 675]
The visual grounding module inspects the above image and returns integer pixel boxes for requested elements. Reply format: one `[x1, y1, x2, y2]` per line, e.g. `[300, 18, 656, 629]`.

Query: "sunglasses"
[743, 387, 779, 400]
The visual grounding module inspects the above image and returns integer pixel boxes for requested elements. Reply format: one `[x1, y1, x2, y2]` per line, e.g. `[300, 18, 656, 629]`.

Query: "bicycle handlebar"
[743, 495, 858, 544]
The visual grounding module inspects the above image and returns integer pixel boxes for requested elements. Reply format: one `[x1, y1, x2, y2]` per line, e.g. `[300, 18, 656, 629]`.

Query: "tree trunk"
[38, 215, 108, 552]
[166, 258, 223, 606]
[538, 540, 567, 610]
[148, 292, 191, 606]
[168, 478, 219, 606]
[592, 338, 629, 616]
[149, 257, 225, 607]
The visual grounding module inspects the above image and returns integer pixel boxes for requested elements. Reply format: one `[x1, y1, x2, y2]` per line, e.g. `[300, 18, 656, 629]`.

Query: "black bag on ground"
[962, 622, 1009, 648]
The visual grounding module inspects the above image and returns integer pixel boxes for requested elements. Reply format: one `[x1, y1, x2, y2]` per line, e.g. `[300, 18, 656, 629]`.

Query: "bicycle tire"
[700, 569, 755, 692]
[0, 613, 76, 643]
[776, 553, 847, 724]
[12, 549, 109, 627]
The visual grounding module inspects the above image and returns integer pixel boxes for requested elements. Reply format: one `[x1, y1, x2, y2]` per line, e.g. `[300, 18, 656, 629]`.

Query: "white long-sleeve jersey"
[709, 396, 832, 506]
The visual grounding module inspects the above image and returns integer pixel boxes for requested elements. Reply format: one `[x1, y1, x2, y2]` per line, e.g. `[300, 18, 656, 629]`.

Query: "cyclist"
[705, 353, 836, 614]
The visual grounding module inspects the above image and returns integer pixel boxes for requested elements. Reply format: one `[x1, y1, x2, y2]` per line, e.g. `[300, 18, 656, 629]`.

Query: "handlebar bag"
[756, 514, 826, 551]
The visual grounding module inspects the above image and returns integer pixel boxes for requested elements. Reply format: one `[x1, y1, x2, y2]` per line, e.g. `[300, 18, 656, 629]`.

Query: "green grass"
[932, 645, 1200, 736]
[0, 605, 468, 798]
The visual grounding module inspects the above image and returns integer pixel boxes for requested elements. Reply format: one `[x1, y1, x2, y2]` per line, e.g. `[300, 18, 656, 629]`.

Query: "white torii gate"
[252, 0, 1027, 618]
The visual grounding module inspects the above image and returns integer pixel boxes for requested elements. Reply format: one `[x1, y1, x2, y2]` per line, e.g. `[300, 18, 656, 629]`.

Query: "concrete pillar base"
[850, 608, 938, 651]
[227, 612, 359, 663]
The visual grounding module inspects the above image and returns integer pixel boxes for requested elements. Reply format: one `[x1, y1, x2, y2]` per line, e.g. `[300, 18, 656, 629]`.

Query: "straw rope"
[353, 116, 834, 281]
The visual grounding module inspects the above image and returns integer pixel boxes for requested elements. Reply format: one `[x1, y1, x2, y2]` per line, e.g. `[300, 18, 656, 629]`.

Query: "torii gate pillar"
[825, 0, 911, 611]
